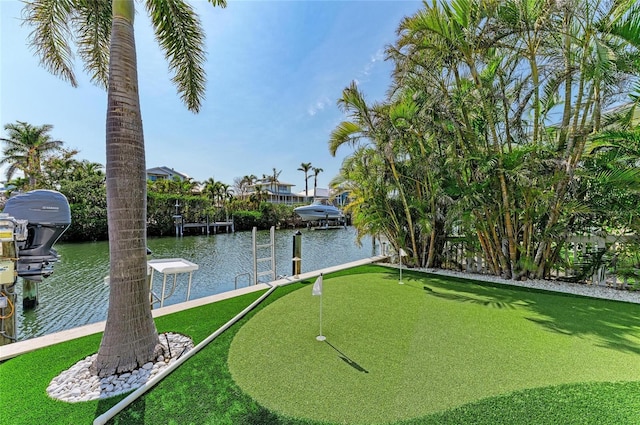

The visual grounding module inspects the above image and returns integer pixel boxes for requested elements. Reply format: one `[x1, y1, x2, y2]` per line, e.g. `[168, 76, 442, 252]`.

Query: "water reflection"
[16, 227, 373, 340]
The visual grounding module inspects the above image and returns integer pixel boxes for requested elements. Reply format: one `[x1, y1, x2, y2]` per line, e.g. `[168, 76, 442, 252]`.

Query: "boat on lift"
[294, 199, 344, 221]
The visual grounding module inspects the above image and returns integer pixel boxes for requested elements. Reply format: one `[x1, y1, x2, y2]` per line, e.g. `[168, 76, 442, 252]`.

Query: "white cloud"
[307, 96, 331, 116]
[362, 49, 385, 76]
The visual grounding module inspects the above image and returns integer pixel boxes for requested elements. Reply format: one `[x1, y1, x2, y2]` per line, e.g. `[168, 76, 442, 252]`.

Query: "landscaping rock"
[46, 332, 194, 403]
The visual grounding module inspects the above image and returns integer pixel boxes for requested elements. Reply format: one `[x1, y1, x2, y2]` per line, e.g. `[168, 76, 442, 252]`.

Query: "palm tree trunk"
[388, 156, 419, 265]
[93, 0, 160, 377]
[426, 218, 437, 268]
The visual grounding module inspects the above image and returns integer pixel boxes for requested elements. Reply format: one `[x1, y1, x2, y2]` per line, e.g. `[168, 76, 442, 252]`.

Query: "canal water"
[15, 227, 375, 340]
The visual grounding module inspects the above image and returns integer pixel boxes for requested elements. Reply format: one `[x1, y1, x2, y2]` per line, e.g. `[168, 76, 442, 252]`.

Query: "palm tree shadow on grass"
[407, 270, 640, 356]
[422, 285, 523, 310]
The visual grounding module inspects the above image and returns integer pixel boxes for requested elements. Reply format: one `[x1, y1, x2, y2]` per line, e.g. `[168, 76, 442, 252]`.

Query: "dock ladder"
[252, 226, 276, 285]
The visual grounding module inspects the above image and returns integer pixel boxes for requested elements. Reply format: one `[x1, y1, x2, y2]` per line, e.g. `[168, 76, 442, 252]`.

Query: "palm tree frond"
[593, 168, 640, 191]
[146, 0, 208, 113]
[328, 121, 363, 156]
[608, 1, 640, 48]
[72, 0, 112, 89]
[22, 0, 78, 87]
[389, 97, 417, 128]
[338, 81, 369, 117]
[206, 0, 227, 6]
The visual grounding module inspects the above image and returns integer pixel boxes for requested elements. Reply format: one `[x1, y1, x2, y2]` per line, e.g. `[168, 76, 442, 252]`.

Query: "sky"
[0, 0, 423, 192]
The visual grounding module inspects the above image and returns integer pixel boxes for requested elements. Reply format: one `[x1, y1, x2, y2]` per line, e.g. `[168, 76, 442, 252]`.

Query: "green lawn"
[2, 265, 640, 424]
[229, 270, 640, 424]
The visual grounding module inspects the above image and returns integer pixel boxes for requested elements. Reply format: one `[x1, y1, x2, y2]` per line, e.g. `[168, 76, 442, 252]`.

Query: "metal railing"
[234, 272, 252, 289]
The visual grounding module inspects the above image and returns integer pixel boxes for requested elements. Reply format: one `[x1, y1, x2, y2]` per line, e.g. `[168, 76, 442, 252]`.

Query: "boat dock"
[173, 216, 234, 236]
[310, 224, 347, 231]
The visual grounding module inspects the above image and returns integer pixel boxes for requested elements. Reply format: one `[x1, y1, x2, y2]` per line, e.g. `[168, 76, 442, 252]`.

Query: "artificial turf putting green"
[228, 271, 640, 424]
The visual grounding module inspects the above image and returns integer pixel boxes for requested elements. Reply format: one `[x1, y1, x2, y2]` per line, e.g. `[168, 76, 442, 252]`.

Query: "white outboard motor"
[3, 190, 71, 281]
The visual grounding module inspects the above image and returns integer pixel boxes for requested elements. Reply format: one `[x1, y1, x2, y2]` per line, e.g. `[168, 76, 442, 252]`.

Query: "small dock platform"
[310, 224, 346, 231]
[174, 216, 234, 236]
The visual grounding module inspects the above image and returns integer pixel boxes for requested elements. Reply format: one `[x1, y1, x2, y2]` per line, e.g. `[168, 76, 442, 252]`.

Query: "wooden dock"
[310, 224, 346, 231]
[174, 216, 234, 236]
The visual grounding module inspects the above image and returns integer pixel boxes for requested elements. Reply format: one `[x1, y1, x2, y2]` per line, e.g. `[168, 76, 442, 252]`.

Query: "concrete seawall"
[0, 255, 387, 361]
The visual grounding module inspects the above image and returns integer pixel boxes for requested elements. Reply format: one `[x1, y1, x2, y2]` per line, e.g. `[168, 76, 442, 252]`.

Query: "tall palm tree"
[233, 174, 256, 198]
[203, 178, 231, 206]
[22, 0, 227, 376]
[312, 166, 323, 198]
[329, 82, 421, 264]
[269, 167, 281, 202]
[203, 177, 219, 201]
[0, 121, 63, 188]
[297, 162, 312, 198]
[249, 185, 267, 206]
[388, 0, 640, 279]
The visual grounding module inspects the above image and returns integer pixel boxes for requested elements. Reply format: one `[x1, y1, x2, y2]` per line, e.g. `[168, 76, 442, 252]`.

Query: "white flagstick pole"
[317, 292, 325, 341]
[399, 248, 406, 284]
[313, 274, 325, 341]
[398, 248, 404, 285]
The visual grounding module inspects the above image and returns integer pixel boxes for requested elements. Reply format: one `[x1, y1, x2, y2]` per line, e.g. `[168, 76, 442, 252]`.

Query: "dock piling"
[292, 230, 302, 277]
[22, 278, 39, 309]
[0, 240, 17, 345]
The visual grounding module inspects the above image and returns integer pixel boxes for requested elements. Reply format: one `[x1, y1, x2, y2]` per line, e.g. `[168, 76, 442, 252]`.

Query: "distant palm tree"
[203, 177, 219, 201]
[249, 185, 267, 206]
[269, 167, 281, 202]
[203, 178, 232, 206]
[297, 162, 312, 198]
[73, 160, 104, 180]
[235, 174, 256, 197]
[312, 166, 323, 198]
[0, 121, 63, 188]
[21, 0, 227, 376]
[221, 182, 233, 201]
[184, 177, 201, 195]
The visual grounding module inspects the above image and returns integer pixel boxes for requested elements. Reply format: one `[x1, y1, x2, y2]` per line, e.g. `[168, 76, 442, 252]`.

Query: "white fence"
[441, 235, 638, 287]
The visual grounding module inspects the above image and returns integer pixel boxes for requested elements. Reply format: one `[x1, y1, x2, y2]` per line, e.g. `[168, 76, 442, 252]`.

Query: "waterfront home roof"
[296, 187, 330, 199]
[147, 166, 191, 182]
[249, 179, 296, 195]
[251, 178, 295, 187]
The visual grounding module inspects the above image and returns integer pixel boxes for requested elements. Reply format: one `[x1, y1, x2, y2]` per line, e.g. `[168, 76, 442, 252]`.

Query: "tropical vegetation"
[0, 125, 316, 242]
[330, 0, 640, 281]
[0, 121, 63, 189]
[0, 127, 305, 239]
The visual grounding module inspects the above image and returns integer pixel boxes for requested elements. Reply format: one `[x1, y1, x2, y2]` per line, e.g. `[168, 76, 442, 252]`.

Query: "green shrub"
[232, 210, 263, 230]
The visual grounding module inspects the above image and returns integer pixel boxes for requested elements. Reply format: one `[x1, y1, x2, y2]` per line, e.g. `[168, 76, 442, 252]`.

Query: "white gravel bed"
[403, 266, 640, 305]
[47, 332, 194, 403]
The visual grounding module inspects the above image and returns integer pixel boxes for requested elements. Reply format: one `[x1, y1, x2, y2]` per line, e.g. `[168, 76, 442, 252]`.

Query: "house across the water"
[146, 166, 191, 182]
